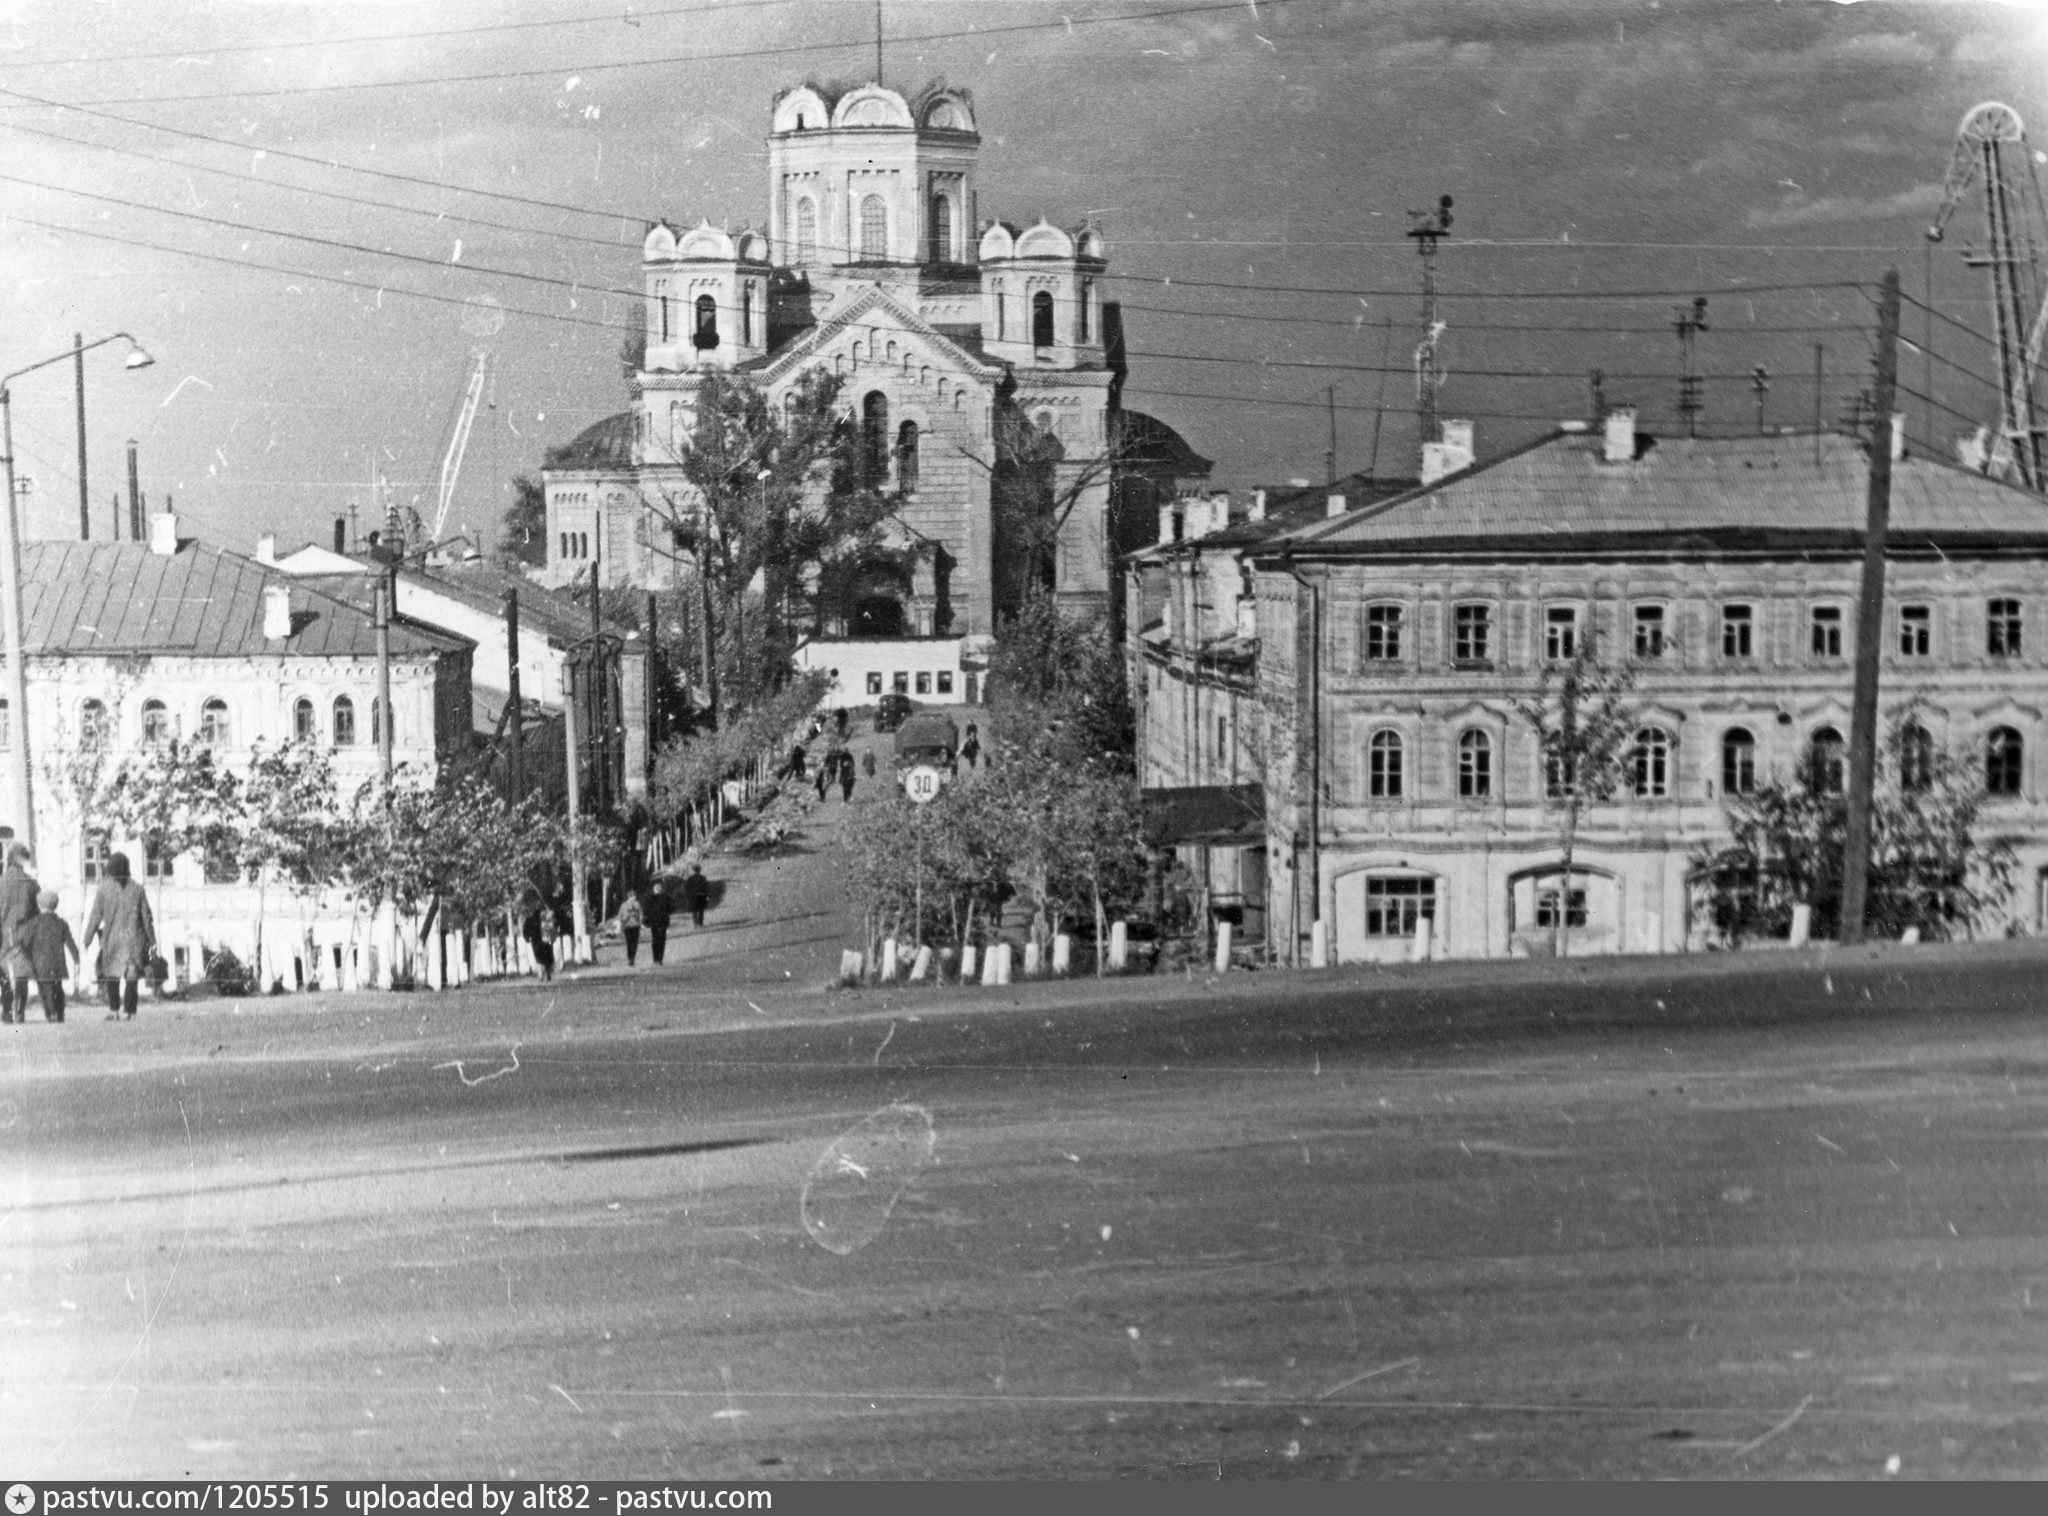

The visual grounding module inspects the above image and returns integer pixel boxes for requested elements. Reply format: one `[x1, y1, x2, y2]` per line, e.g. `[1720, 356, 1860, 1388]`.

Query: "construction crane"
[1927, 101, 2048, 491]
[432, 350, 490, 544]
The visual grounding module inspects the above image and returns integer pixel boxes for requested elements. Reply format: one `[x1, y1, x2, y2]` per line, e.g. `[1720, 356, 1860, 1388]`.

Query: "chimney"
[333, 517, 349, 554]
[1184, 498, 1209, 539]
[1891, 411, 1906, 462]
[255, 533, 276, 565]
[1236, 595, 1256, 640]
[1326, 492, 1348, 518]
[262, 584, 292, 640]
[149, 510, 179, 556]
[1158, 502, 1177, 545]
[1248, 488, 1267, 523]
[1602, 406, 1638, 464]
[1421, 419, 1476, 485]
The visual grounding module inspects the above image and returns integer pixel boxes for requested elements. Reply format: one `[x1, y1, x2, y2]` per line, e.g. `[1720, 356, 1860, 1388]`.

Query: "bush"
[203, 944, 255, 996]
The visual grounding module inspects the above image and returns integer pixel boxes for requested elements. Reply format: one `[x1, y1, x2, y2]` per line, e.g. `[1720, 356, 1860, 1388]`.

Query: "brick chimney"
[1325, 492, 1348, 518]
[1602, 407, 1638, 463]
[1421, 418, 1476, 484]
[255, 533, 276, 564]
[149, 510, 179, 556]
[263, 584, 292, 640]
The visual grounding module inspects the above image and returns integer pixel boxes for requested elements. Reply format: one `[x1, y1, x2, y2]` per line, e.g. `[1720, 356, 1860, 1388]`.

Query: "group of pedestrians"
[0, 843, 157, 1024]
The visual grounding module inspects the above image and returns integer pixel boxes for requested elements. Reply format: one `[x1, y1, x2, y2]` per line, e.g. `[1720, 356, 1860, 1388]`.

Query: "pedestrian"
[522, 893, 555, 982]
[815, 749, 832, 800]
[681, 865, 710, 929]
[618, 888, 644, 966]
[14, 890, 79, 1023]
[81, 851, 154, 1021]
[961, 722, 981, 772]
[644, 879, 674, 964]
[782, 742, 808, 782]
[834, 706, 850, 740]
[839, 750, 856, 801]
[862, 748, 877, 779]
[0, 843, 39, 1024]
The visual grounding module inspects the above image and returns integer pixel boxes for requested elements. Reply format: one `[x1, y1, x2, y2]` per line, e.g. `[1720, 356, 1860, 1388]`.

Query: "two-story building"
[1240, 412, 2048, 964]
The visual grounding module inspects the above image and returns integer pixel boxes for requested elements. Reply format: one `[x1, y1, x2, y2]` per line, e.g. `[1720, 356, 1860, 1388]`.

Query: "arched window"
[928, 193, 952, 263]
[861, 391, 890, 487]
[1630, 725, 1672, 798]
[1032, 290, 1055, 348]
[1721, 726, 1756, 796]
[1457, 729, 1492, 799]
[655, 280, 671, 343]
[333, 696, 357, 747]
[1987, 725, 2025, 796]
[141, 698, 170, 748]
[79, 698, 109, 749]
[293, 697, 317, 744]
[1078, 278, 1093, 341]
[896, 420, 920, 492]
[795, 199, 817, 262]
[692, 294, 719, 349]
[740, 283, 753, 345]
[1899, 722, 1936, 794]
[859, 195, 888, 260]
[1367, 730, 1404, 800]
[199, 697, 230, 748]
[1808, 726, 1846, 795]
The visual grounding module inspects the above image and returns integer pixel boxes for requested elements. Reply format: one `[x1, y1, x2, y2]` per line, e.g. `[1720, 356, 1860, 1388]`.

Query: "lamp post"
[0, 333, 153, 855]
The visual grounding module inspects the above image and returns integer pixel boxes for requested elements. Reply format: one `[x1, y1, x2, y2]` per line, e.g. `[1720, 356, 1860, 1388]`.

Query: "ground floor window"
[916, 671, 932, 695]
[1535, 885, 1589, 929]
[866, 672, 883, 695]
[893, 672, 910, 694]
[1363, 875, 1436, 937]
[82, 831, 109, 884]
[144, 838, 172, 882]
[937, 671, 955, 695]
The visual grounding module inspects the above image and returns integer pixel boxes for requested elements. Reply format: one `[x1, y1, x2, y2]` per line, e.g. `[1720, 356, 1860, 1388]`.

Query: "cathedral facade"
[540, 79, 1197, 650]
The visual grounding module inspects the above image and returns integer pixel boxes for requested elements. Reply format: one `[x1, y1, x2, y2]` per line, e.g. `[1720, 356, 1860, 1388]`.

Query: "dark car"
[894, 712, 960, 774]
[875, 693, 918, 733]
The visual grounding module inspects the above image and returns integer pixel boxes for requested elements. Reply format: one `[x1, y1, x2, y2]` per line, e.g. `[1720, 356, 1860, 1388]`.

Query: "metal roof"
[1270, 430, 2048, 554]
[21, 541, 470, 659]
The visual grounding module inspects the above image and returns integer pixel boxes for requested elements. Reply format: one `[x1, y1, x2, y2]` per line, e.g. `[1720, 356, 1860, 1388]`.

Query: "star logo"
[5, 1485, 36, 1516]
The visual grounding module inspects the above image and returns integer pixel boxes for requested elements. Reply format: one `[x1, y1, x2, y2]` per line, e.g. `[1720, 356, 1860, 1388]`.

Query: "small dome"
[676, 219, 736, 260]
[1076, 224, 1106, 260]
[772, 86, 831, 134]
[1014, 219, 1075, 259]
[832, 84, 914, 129]
[545, 411, 636, 471]
[734, 228, 770, 264]
[641, 221, 677, 260]
[918, 89, 976, 133]
[978, 222, 1016, 262]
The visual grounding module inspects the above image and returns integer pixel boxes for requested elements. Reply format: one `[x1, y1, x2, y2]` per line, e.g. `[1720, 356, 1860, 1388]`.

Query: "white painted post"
[1900, 925, 1921, 945]
[979, 944, 1000, 987]
[992, 942, 1013, 985]
[1642, 912, 1663, 956]
[1214, 920, 1233, 973]
[425, 931, 443, 991]
[1108, 921, 1128, 972]
[188, 931, 206, 991]
[1790, 903, 1812, 947]
[880, 938, 900, 982]
[1410, 914, 1431, 963]
[1310, 918, 1329, 969]
[910, 945, 933, 982]
[1022, 940, 1042, 977]
[960, 943, 979, 982]
[342, 942, 361, 994]
[376, 904, 397, 990]
[1051, 934, 1071, 975]
[839, 949, 864, 985]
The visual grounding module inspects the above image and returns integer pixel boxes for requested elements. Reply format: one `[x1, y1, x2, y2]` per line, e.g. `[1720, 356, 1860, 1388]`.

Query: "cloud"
[1745, 181, 1944, 229]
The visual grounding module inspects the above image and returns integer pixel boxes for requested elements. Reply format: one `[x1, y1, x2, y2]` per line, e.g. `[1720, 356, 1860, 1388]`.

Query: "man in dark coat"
[642, 879, 675, 964]
[681, 866, 710, 928]
[0, 843, 39, 1024]
[81, 851, 155, 1020]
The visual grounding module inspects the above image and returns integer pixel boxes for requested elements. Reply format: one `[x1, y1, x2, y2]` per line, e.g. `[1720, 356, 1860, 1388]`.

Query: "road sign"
[904, 764, 943, 805]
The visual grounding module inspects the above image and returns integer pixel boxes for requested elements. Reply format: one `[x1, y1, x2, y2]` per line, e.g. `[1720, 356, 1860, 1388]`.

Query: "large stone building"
[1132, 414, 2048, 965]
[539, 78, 1203, 698]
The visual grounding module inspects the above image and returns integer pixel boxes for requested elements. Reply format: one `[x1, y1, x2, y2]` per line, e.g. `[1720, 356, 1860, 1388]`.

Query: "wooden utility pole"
[1840, 268, 1902, 946]
[73, 335, 89, 540]
[504, 588, 524, 803]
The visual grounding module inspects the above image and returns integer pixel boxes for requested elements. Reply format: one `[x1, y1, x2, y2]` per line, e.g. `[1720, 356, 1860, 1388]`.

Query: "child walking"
[14, 890, 80, 1023]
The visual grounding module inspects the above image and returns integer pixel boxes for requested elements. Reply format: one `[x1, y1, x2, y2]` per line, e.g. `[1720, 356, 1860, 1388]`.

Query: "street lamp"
[0, 332, 155, 856]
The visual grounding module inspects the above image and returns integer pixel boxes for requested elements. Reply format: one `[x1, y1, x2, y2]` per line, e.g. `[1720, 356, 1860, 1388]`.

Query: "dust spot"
[800, 1102, 935, 1255]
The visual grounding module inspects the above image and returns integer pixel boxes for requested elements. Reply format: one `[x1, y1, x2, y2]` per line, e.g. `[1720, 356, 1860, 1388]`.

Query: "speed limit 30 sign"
[904, 764, 944, 804]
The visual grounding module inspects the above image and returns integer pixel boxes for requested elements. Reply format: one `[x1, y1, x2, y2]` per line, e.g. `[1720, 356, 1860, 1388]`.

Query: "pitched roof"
[404, 558, 638, 645]
[21, 541, 470, 659]
[1269, 430, 2048, 555]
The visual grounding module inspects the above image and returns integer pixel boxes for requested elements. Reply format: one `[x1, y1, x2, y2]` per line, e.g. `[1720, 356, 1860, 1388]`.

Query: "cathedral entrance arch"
[849, 562, 913, 637]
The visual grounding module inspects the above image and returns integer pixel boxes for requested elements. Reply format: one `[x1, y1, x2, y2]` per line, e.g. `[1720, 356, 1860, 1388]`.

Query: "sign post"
[904, 763, 942, 947]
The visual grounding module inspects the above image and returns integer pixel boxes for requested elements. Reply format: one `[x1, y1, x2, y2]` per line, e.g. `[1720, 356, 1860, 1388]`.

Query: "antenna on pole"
[1674, 296, 1708, 437]
[1406, 193, 1453, 464]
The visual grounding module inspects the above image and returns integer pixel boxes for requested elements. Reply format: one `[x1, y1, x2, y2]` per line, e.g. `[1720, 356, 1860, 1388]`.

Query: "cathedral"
[538, 78, 1206, 667]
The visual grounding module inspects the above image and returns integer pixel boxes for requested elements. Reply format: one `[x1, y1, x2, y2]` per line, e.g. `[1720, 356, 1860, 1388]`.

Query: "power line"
[24, 0, 1313, 106]
[1108, 268, 1876, 303]
[0, 0, 795, 72]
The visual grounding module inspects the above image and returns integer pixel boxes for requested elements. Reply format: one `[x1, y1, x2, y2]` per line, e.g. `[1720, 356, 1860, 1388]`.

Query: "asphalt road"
[6, 940, 2048, 1479]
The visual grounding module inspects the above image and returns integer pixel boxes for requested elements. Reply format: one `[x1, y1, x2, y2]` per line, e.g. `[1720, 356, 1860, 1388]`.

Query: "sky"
[1, 0, 2045, 559]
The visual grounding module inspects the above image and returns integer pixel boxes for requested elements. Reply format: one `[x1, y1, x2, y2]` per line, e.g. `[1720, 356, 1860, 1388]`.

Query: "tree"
[100, 737, 241, 917]
[976, 392, 1130, 622]
[1694, 712, 2015, 943]
[641, 371, 890, 721]
[228, 740, 345, 988]
[499, 474, 548, 569]
[1512, 634, 1642, 957]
